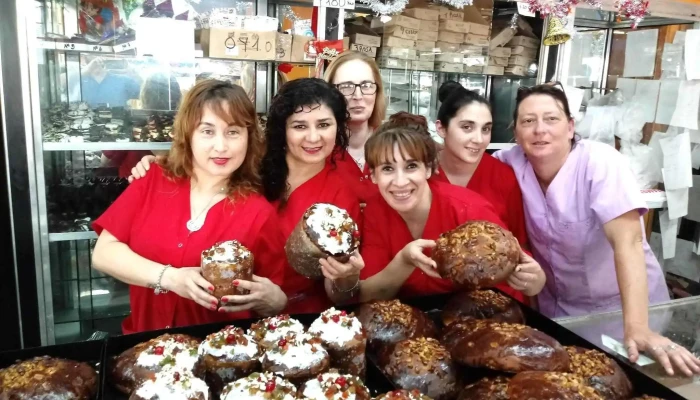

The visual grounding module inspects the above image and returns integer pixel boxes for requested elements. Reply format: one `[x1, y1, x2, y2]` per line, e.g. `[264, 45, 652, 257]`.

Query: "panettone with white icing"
[111, 333, 202, 395]
[247, 315, 305, 348]
[198, 326, 262, 397]
[285, 203, 360, 279]
[300, 370, 370, 400]
[201, 240, 254, 301]
[129, 367, 209, 400]
[374, 390, 434, 400]
[308, 308, 366, 377]
[220, 372, 298, 400]
[261, 332, 330, 385]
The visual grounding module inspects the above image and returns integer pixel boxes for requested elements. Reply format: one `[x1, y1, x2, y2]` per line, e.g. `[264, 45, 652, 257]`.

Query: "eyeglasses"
[336, 82, 378, 96]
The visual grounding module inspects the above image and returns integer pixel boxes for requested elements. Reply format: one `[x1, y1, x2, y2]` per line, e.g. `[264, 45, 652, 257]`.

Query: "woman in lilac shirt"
[495, 83, 700, 376]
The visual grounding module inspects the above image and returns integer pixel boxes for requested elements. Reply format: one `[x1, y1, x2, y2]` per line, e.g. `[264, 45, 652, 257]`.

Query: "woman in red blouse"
[260, 78, 363, 314]
[326, 126, 545, 303]
[432, 81, 529, 253]
[91, 80, 287, 334]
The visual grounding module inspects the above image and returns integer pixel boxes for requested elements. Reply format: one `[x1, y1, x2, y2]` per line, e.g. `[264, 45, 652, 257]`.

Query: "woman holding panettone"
[91, 80, 287, 334]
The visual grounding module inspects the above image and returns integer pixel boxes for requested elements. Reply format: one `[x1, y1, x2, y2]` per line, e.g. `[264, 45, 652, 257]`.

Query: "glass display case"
[557, 297, 700, 399]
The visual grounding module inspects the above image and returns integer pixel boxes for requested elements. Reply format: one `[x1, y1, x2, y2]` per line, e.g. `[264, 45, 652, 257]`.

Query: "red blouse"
[432, 152, 529, 251]
[273, 163, 362, 314]
[93, 165, 286, 334]
[360, 180, 526, 303]
[330, 150, 379, 204]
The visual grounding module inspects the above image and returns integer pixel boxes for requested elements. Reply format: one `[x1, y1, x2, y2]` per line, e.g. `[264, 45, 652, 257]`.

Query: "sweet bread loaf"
[220, 372, 298, 400]
[201, 240, 254, 301]
[308, 307, 367, 377]
[247, 315, 305, 348]
[433, 221, 519, 290]
[300, 370, 370, 400]
[129, 367, 209, 400]
[566, 346, 632, 400]
[507, 371, 603, 400]
[374, 389, 434, 400]
[457, 376, 509, 400]
[198, 326, 262, 398]
[440, 318, 570, 373]
[630, 396, 664, 399]
[380, 337, 459, 400]
[111, 333, 202, 395]
[441, 290, 524, 327]
[285, 203, 360, 279]
[356, 300, 437, 352]
[261, 332, 330, 386]
[0, 356, 98, 399]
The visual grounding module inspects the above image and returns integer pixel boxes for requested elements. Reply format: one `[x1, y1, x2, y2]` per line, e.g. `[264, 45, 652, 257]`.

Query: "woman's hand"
[508, 250, 546, 296]
[320, 251, 364, 292]
[128, 155, 158, 183]
[162, 267, 219, 311]
[625, 325, 700, 377]
[219, 275, 287, 316]
[401, 239, 440, 278]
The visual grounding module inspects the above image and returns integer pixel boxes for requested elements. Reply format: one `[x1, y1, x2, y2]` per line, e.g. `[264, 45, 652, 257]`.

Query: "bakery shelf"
[43, 142, 172, 151]
[48, 231, 98, 242]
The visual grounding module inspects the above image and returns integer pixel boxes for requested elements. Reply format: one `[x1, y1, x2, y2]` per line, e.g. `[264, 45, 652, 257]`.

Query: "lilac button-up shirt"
[495, 140, 669, 318]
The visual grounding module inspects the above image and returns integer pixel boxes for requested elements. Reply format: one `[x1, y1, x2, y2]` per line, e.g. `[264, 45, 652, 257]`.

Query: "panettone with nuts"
[374, 389, 434, 400]
[356, 299, 437, 352]
[457, 376, 510, 400]
[0, 356, 98, 400]
[440, 318, 570, 373]
[566, 346, 632, 400]
[432, 221, 519, 290]
[507, 371, 604, 400]
[441, 290, 524, 327]
[379, 337, 459, 400]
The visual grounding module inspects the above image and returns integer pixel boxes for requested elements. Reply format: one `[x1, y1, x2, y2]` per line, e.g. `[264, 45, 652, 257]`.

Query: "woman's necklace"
[187, 186, 225, 232]
[352, 154, 365, 170]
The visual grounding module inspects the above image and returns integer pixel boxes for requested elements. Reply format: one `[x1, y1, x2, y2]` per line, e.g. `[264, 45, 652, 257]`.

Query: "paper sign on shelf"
[516, 2, 536, 17]
[313, 0, 355, 10]
[660, 130, 694, 191]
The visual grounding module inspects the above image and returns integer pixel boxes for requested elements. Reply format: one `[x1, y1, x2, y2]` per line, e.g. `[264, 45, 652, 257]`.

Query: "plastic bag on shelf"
[79, 0, 125, 42]
[620, 141, 662, 189]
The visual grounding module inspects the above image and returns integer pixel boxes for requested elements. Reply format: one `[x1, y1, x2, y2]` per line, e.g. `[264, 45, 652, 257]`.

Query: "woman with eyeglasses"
[496, 83, 700, 376]
[323, 51, 387, 203]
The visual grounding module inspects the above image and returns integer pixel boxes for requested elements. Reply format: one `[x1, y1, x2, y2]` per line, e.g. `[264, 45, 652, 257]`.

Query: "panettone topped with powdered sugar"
[375, 389, 434, 400]
[136, 335, 200, 371]
[198, 326, 261, 362]
[302, 371, 370, 400]
[262, 332, 328, 370]
[308, 308, 364, 346]
[201, 240, 252, 265]
[303, 203, 360, 256]
[220, 372, 297, 400]
[132, 367, 208, 400]
[248, 315, 305, 346]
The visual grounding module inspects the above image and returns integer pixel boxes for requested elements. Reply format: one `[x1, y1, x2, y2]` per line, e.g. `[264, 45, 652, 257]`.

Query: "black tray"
[400, 293, 687, 400]
[0, 339, 106, 400]
[102, 313, 394, 400]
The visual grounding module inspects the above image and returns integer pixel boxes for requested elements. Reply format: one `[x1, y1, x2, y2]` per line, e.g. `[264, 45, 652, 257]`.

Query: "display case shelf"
[48, 231, 98, 242]
[42, 141, 172, 151]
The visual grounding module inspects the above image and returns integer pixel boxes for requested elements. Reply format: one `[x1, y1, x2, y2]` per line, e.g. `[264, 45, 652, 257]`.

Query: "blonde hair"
[324, 51, 386, 129]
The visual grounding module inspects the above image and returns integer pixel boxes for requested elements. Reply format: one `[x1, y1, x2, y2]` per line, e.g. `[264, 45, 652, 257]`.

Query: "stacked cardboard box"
[484, 46, 510, 75]
[429, 5, 465, 73]
[370, 15, 420, 69]
[346, 22, 381, 57]
[505, 35, 539, 76]
[402, 6, 439, 70]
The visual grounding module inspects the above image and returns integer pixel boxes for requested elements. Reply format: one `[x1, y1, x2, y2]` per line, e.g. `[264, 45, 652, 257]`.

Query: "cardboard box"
[418, 52, 436, 62]
[201, 28, 278, 60]
[511, 45, 538, 58]
[437, 31, 464, 44]
[419, 19, 439, 32]
[464, 33, 489, 46]
[371, 15, 420, 29]
[506, 65, 528, 76]
[509, 55, 535, 67]
[435, 41, 461, 52]
[403, 7, 440, 21]
[435, 52, 463, 64]
[440, 10, 464, 21]
[350, 43, 377, 57]
[461, 44, 487, 55]
[382, 35, 416, 48]
[508, 35, 540, 49]
[439, 20, 469, 33]
[415, 40, 437, 51]
[490, 27, 516, 50]
[463, 55, 486, 67]
[490, 47, 511, 58]
[377, 47, 418, 60]
[465, 65, 484, 73]
[376, 57, 409, 69]
[350, 32, 381, 48]
[434, 62, 464, 73]
[488, 56, 508, 67]
[276, 33, 292, 62]
[421, 30, 439, 42]
[411, 60, 434, 70]
[382, 25, 419, 40]
[462, 5, 490, 35]
[466, 22, 490, 36]
[484, 65, 505, 75]
[291, 34, 315, 62]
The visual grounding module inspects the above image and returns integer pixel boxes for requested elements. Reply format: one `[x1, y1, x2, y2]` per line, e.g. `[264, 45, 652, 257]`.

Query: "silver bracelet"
[149, 265, 171, 295]
[333, 276, 360, 294]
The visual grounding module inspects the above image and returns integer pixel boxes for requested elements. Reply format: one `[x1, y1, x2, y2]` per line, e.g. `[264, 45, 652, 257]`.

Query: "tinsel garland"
[433, 0, 473, 8]
[280, 5, 302, 23]
[616, 0, 649, 28]
[358, 0, 409, 16]
[524, 0, 601, 19]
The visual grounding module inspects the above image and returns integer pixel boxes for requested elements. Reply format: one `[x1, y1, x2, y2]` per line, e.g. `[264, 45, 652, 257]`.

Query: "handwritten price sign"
[313, 0, 355, 10]
[218, 30, 277, 60]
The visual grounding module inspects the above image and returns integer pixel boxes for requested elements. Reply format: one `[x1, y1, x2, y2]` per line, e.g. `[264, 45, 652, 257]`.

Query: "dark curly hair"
[261, 78, 350, 204]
